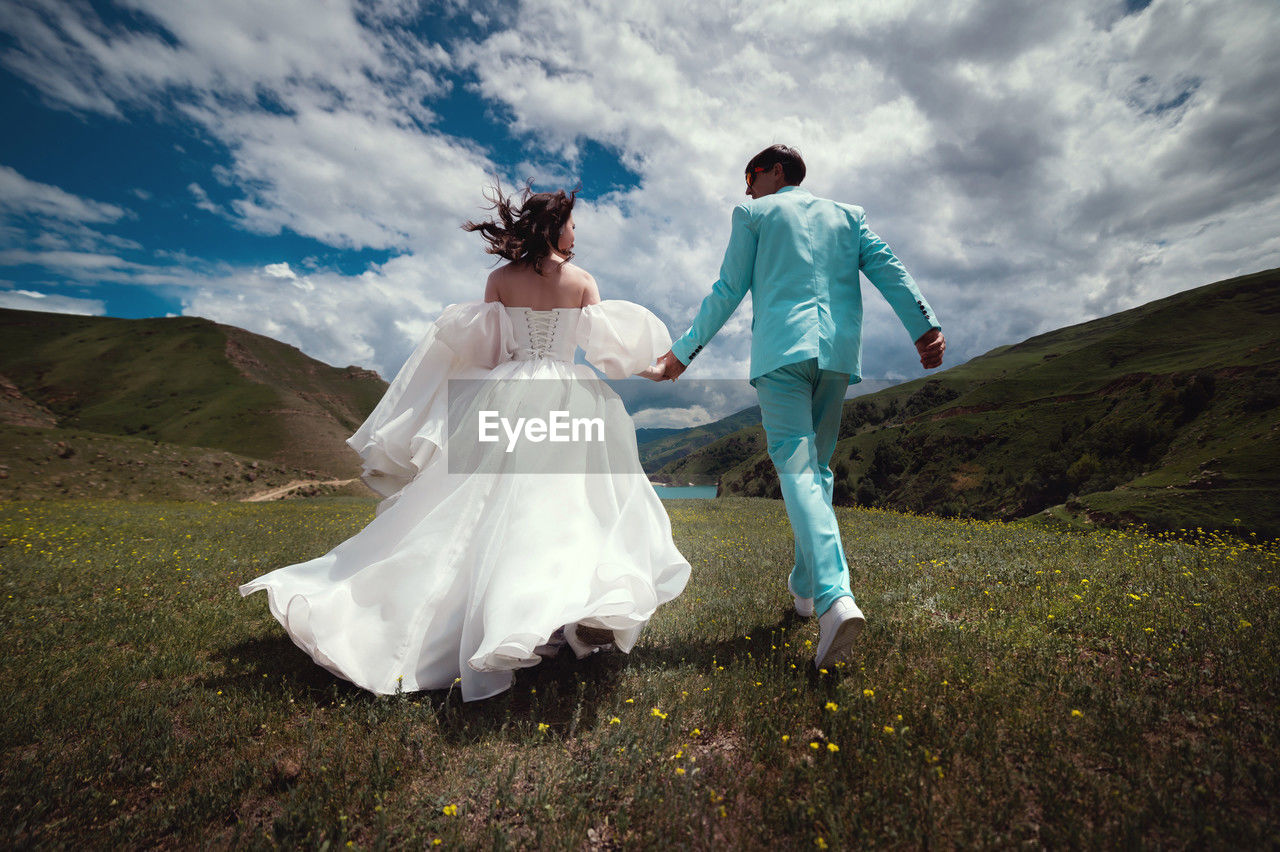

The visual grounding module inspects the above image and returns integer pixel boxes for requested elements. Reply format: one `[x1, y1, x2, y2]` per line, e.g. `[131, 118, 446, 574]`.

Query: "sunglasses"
[745, 165, 768, 188]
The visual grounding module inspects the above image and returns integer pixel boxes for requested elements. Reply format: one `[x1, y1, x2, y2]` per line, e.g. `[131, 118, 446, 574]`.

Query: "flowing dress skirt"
[239, 357, 690, 701]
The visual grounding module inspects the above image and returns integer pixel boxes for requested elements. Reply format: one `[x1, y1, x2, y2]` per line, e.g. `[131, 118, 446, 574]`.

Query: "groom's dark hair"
[746, 144, 806, 185]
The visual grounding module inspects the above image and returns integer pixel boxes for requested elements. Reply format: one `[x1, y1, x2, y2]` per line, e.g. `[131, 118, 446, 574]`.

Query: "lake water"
[651, 484, 718, 499]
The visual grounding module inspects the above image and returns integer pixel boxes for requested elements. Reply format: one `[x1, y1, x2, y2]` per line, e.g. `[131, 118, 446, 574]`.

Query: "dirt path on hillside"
[241, 478, 359, 502]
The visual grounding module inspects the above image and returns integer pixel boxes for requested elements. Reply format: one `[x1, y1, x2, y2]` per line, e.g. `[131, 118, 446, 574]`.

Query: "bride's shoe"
[574, 624, 615, 647]
[564, 623, 614, 658]
[534, 627, 568, 658]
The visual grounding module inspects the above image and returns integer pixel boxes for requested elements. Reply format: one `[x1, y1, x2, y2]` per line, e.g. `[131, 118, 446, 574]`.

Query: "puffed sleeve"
[434, 300, 517, 368]
[346, 301, 513, 504]
[577, 300, 672, 380]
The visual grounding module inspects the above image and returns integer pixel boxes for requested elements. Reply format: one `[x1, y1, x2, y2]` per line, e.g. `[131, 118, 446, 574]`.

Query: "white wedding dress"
[239, 300, 691, 701]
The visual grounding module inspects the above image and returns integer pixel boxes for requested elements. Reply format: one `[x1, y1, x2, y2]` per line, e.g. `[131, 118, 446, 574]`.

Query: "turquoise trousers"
[753, 359, 853, 616]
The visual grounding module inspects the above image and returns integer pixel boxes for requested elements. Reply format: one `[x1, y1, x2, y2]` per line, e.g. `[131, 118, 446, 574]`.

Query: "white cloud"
[262, 261, 314, 291]
[630, 404, 715, 430]
[457, 0, 1280, 379]
[1, 0, 1277, 390]
[262, 262, 296, 280]
[0, 249, 137, 270]
[187, 182, 220, 215]
[180, 257, 443, 375]
[0, 165, 126, 223]
[191, 101, 497, 251]
[0, 164, 143, 293]
[0, 288, 107, 315]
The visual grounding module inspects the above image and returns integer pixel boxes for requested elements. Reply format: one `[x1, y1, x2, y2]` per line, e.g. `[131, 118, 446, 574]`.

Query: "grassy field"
[2, 497, 1277, 848]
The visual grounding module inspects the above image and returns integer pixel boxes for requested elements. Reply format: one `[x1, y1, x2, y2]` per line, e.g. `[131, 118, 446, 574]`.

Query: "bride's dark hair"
[462, 180, 578, 274]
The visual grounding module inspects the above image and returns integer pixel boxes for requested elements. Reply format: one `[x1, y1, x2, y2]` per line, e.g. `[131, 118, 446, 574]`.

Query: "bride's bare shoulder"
[483, 265, 506, 302]
[484, 262, 524, 302]
[563, 263, 601, 306]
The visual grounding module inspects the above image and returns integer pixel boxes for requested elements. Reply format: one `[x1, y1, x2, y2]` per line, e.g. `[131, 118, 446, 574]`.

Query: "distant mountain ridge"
[5, 267, 1277, 535]
[636, 407, 761, 474]
[655, 268, 1280, 539]
[0, 308, 388, 499]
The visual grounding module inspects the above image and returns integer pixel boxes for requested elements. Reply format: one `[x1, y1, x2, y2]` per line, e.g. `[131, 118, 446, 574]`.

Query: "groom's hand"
[915, 329, 946, 369]
[655, 350, 688, 381]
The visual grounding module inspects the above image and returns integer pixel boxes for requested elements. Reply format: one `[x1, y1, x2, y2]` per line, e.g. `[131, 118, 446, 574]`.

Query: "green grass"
[2, 497, 1278, 848]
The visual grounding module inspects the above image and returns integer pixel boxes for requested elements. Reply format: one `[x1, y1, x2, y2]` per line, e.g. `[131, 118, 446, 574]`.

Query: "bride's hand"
[637, 363, 665, 381]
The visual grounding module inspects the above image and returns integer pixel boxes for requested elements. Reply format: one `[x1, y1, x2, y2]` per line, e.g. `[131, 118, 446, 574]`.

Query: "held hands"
[636, 363, 666, 381]
[641, 349, 688, 382]
[643, 335, 942, 379]
[915, 329, 946, 370]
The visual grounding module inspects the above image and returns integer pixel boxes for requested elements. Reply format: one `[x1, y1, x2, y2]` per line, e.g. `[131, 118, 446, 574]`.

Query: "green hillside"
[0, 425, 371, 501]
[637, 406, 760, 474]
[0, 309, 388, 497]
[661, 268, 1280, 539]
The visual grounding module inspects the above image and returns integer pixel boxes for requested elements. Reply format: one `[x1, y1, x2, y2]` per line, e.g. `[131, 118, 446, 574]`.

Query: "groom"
[654, 144, 946, 669]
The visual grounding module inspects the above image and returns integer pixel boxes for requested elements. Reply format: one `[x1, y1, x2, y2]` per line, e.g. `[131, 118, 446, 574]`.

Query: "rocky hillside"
[0, 308, 387, 500]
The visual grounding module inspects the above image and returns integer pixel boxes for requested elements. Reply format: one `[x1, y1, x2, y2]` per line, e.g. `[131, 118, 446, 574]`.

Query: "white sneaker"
[788, 577, 815, 618]
[814, 596, 865, 669]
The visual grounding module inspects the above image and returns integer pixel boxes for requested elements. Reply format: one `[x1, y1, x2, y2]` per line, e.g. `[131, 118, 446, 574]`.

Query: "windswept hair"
[462, 180, 578, 274]
[746, 144, 806, 185]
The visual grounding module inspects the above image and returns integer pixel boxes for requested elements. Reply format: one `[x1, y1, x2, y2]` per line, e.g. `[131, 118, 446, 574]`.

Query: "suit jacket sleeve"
[671, 203, 757, 364]
[858, 211, 940, 342]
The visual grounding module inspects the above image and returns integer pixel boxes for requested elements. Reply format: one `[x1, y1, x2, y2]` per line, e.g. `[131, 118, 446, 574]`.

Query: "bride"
[239, 183, 691, 701]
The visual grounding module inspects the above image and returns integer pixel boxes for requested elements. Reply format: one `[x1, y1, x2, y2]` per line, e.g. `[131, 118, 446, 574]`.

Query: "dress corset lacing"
[521, 310, 559, 359]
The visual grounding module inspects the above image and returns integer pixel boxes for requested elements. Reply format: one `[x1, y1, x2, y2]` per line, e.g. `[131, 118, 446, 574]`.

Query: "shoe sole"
[574, 625, 615, 646]
[815, 614, 865, 668]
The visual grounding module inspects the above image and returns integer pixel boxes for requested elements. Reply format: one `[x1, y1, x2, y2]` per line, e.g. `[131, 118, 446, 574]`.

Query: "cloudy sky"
[2, 0, 1278, 425]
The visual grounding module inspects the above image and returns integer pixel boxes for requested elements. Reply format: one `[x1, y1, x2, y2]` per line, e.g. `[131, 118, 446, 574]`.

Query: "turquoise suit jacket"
[671, 185, 940, 384]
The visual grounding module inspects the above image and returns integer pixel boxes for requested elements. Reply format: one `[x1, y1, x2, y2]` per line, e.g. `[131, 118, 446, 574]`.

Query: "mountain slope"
[637, 406, 761, 474]
[0, 309, 387, 486]
[661, 268, 1280, 538]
